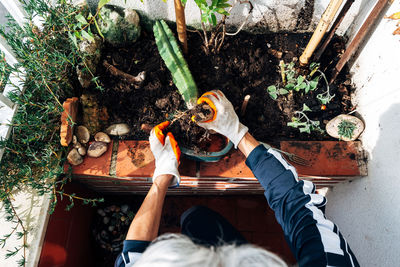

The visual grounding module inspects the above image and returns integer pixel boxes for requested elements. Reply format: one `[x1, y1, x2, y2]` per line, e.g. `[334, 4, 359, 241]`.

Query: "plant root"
[103, 60, 145, 88]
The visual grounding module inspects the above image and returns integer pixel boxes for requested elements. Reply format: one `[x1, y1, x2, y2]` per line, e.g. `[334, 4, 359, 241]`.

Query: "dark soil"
[93, 29, 353, 151]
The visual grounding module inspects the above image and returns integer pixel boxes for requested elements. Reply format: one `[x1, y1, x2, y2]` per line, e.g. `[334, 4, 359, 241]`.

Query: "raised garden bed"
[59, 4, 368, 193]
[90, 30, 353, 149]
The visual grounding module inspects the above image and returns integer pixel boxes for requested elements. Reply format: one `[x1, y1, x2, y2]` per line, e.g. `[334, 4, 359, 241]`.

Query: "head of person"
[133, 233, 288, 267]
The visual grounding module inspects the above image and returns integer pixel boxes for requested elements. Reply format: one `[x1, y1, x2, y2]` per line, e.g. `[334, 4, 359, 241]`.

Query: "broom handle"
[300, 0, 344, 66]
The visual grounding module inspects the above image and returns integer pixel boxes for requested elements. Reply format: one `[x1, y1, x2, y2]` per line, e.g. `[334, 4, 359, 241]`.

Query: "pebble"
[77, 146, 87, 156]
[74, 141, 87, 156]
[67, 148, 83, 166]
[87, 141, 108, 157]
[95, 132, 111, 143]
[105, 123, 130, 136]
[76, 126, 90, 144]
[97, 209, 106, 217]
[103, 217, 110, 224]
[121, 204, 129, 213]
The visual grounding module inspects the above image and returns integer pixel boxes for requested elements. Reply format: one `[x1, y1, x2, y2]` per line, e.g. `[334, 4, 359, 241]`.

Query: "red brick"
[116, 140, 197, 178]
[116, 140, 155, 177]
[60, 97, 78, 146]
[280, 141, 367, 176]
[199, 150, 254, 177]
[67, 141, 113, 176]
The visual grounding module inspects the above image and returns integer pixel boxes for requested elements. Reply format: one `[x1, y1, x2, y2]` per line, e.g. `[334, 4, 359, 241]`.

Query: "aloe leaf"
[153, 20, 198, 108]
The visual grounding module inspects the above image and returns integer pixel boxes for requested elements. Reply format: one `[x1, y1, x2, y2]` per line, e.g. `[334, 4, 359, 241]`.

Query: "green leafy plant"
[315, 69, 335, 105]
[0, 52, 11, 93]
[67, 0, 112, 92]
[191, 0, 231, 54]
[0, 1, 104, 265]
[194, 0, 230, 26]
[267, 61, 335, 104]
[267, 61, 320, 100]
[337, 119, 356, 140]
[153, 20, 198, 109]
[287, 104, 324, 134]
[267, 85, 288, 100]
[189, 0, 252, 54]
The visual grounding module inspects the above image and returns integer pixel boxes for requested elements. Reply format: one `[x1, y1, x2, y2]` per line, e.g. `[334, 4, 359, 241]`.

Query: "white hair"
[133, 233, 288, 267]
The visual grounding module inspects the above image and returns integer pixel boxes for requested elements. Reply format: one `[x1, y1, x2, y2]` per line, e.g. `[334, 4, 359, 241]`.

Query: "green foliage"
[267, 85, 288, 100]
[0, 0, 104, 264]
[194, 0, 231, 26]
[153, 20, 198, 109]
[267, 61, 329, 100]
[0, 52, 11, 93]
[283, 62, 319, 93]
[338, 119, 356, 140]
[287, 104, 324, 134]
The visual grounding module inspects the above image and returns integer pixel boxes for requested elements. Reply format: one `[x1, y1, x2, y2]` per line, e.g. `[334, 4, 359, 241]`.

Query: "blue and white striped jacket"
[117, 144, 359, 267]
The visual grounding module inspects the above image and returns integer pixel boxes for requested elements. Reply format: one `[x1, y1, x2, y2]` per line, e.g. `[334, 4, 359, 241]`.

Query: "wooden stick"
[330, 0, 392, 84]
[103, 60, 145, 84]
[299, 0, 344, 66]
[314, 0, 355, 62]
[240, 95, 251, 117]
[174, 0, 188, 54]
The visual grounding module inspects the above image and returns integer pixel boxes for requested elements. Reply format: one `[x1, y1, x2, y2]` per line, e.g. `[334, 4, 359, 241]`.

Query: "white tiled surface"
[326, 2, 400, 267]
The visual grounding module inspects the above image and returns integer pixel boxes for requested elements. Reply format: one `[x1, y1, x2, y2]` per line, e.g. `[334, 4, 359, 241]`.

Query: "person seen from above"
[115, 90, 360, 267]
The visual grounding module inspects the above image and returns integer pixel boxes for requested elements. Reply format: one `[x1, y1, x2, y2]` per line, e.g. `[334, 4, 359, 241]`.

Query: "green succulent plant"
[153, 20, 198, 109]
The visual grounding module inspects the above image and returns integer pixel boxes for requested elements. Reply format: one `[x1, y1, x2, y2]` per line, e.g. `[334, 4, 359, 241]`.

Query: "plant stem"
[6, 196, 27, 267]
[279, 60, 286, 85]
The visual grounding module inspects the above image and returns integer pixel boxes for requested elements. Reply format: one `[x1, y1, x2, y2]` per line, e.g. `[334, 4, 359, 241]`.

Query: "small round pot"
[180, 136, 233, 162]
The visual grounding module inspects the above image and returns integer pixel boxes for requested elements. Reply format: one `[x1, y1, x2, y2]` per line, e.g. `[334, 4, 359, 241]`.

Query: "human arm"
[116, 122, 181, 267]
[197, 90, 359, 267]
[125, 174, 174, 241]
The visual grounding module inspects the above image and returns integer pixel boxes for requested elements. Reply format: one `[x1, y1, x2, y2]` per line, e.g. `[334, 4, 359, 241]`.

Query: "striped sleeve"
[115, 240, 150, 267]
[245, 145, 359, 267]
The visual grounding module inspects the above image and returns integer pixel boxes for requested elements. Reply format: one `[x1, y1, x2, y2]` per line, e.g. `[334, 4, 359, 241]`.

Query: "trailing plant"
[190, 0, 253, 54]
[153, 20, 198, 109]
[68, 0, 112, 91]
[0, 52, 11, 93]
[287, 104, 324, 134]
[315, 68, 335, 105]
[267, 61, 335, 106]
[0, 1, 104, 265]
[337, 119, 356, 140]
[266, 85, 288, 100]
[267, 61, 320, 100]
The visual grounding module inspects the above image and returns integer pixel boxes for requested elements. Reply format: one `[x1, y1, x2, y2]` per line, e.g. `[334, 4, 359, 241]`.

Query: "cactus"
[153, 20, 198, 109]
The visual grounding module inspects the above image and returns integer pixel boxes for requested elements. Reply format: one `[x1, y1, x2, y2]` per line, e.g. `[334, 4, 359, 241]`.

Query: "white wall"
[326, 2, 400, 266]
[102, 0, 362, 33]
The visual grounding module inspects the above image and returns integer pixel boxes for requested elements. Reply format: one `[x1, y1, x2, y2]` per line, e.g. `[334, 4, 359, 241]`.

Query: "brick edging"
[66, 140, 367, 193]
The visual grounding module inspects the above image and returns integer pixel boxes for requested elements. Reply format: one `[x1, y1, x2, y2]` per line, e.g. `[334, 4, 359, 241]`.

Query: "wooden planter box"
[61, 98, 368, 194]
[66, 140, 367, 194]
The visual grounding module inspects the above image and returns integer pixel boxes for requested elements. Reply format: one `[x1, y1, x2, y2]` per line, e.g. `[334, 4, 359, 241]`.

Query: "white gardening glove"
[149, 121, 181, 187]
[196, 90, 248, 148]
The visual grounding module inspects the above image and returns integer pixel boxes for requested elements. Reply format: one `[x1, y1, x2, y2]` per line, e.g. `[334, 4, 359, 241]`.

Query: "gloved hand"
[149, 121, 181, 187]
[196, 90, 248, 148]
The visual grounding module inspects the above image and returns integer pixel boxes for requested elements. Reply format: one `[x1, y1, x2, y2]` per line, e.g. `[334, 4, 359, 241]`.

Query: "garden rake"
[260, 142, 310, 166]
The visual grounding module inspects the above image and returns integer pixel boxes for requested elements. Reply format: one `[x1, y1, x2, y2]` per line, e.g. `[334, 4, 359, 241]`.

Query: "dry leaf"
[393, 27, 400, 35]
[386, 11, 400, 20]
